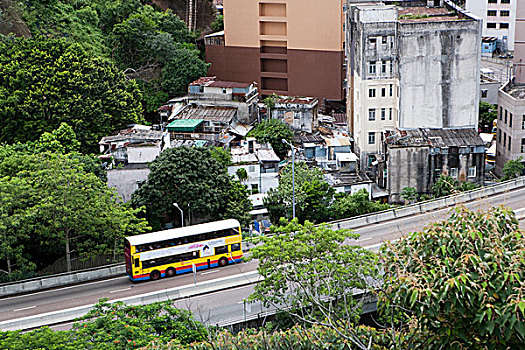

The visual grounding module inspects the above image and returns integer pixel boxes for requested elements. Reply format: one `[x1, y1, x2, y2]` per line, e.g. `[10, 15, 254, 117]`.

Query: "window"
[481, 89, 488, 98]
[381, 87, 386, 97]
[500, 23, 509, 29]
[505, 110, 508, 124]
[510, 113, 513, 127]
[501, 0, 510, 3]
[389, 84, 393, 96]
[487, 10, 497, 16]
[369, 38, 377, 49]
[134, 259, 140, 268]
[382, 36, 387, 45]
[521, 138, 525, 153]
[368, 132, 376, 145]
[488, 0, 497, 3]
[381, 108, 386, 121]
[500, 10, 510, 17]
[368, 109, 376, 121]
[222, 88, 227, 93]
[381, 60, 387, 73]
[389, 108, 393, 120]
[390, 61, 394, 74]
[450, 168, 458, 178]
[251, 183, 259, 194]
[522, 115, 525, 129]
[504, 132, 507, 147]
[509, 136, 512, 151]
[215, 245, 228, 255]
[487, 23, 497, 29]
[498, 129, 501, 143]
[231, 243, 241, 252]
[369, 88, 376, 98]
[500, 106, 503, 120]
[248, 165, 255, 173]
[468, 166, 476, 178]
[369, 61, 376, 75]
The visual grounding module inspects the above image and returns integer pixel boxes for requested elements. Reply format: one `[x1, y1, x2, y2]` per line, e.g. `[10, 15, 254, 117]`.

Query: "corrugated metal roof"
[167, 119, 204, 132]
[178, 105, 237, 123]
[324, 137, 352, 147]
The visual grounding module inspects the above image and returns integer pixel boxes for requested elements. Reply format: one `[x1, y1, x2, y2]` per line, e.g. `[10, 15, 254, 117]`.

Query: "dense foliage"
[132, 147, 251, 229]
[264, 162, 389, 224]
[248, 119, 293, 159]
[0, 126, 149, 279]
[501, 156, 524, 181]
[478, 101, 497, 133]
[0, 37, 143, 152]
[381, 206, 525, 348]
[0, 299, 208, 349]
[249, 219, 379, 349]
[430, 174, 478, 198]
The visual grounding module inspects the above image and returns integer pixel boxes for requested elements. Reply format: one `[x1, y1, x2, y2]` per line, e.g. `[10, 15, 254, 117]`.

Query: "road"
[2, 187, 525, 329]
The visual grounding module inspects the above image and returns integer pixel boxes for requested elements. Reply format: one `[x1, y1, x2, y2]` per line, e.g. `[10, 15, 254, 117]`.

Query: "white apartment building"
[347, 1, 481, 167]
[465, 0, 517, 51]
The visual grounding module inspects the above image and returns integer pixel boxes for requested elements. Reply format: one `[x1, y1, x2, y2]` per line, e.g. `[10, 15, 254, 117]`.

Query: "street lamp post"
[282, 139, 295, 219]
[173, 203, 184, 227]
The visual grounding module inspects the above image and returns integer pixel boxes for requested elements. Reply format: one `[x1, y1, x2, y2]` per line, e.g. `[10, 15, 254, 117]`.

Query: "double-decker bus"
[124, 219, 243, 281]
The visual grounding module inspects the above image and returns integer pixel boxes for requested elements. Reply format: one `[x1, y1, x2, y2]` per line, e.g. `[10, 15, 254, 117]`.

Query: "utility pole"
[282, 139, 296, 219]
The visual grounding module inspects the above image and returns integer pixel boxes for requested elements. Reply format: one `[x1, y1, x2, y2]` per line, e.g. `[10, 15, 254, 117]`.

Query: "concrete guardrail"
[2, 176, 525, 298]
[0, 271, 261, 331]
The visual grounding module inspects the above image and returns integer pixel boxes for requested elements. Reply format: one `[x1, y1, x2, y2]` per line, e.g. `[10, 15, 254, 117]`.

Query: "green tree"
[380, 206, 525, 348]
[235, 167, 248, 182]
[132, 147, 250, 229]
[249, 219, 380, 349]
[211, 14, 224, 32]
[210, 147, 232, 167]
[501, 156, 524, 181]
[0, 152, 149, 273]
[248, 119, 293, 159]
[478, 101, 497, 133]
[0, 37, 143, 152]
[400, 186, 418, 204]
[221, 180, 253, 227]
[431, 174, 458, 198]
[161, 48, 208, 96]
[330, 189, 390, 220]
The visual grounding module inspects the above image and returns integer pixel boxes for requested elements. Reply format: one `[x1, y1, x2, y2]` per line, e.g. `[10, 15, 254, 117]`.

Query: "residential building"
[187, 76, 259, 124]
[495, 0, 525, 175]
[495, 84, 525, 175]
[347, 1, 481, 167]
[465, 0, 517, 52]
[271, 96, 319, 133]
[98, 125, 169, 202]
[205, 0, 346, 100]
[380, 128, 486, 203]
[227, 138, 280, 194]
[480, 73, 501, 105]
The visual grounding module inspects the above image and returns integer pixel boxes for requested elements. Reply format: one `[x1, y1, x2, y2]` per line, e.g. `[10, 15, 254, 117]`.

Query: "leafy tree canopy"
[249, 219, 380, 348]
[380, 206, 525, 348]
[431, 174, 478, 198]
[478, 101, 497, 132]
[248, 119, 293, 159]
[0, 37, 143, 152]
[501, 156, 524, 181]
[131, 147, 251, 229]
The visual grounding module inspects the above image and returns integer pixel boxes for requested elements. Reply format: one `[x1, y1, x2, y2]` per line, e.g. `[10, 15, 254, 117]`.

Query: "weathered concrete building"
[271, 96, 319, 133]
[381, 128, 486, 203]
[347, 1, 481, 167]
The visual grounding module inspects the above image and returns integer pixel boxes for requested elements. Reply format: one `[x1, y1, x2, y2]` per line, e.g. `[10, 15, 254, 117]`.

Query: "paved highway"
[2, 187, 525, 328]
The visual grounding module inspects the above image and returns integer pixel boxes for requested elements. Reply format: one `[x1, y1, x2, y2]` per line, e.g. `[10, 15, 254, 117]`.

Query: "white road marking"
[201, 270, 219, 275]
[1, 276, 130, 301]
[13, 305, 36, 312]
[109, 287, 132, 294]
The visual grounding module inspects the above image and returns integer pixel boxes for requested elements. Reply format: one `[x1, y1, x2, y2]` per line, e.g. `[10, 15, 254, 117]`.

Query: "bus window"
[215, 245, 227, 255]
[134, 258, 140, 268]
[231, 243, 241, 252]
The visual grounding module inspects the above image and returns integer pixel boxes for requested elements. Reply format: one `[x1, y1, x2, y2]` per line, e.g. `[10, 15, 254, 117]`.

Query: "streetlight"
[173, 203, 184, 227]
[282, 139, 296, 219]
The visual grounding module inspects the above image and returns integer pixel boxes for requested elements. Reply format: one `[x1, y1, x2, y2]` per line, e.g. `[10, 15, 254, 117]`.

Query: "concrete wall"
[127, 146, 160, 164]
[107, 167, 150, 202]
[387, 145, 430, 202]
[227, 164, 279, 193]
[398, 19, 481, 129]
[514, 0, 525, 83]
[480, 78, 501, 105]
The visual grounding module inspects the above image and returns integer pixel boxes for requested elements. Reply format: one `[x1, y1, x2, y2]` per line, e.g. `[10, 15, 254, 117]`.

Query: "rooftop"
[505, 84, 525, 99]
[274, 96, 318, 106]
[398, 6, 462, 23]
[167, 119, 204, 132]
[99, 127, 164, 144]
[386, 128, 485, 148]
[190, 76, 251, 89]
[176, 105, 237, 123]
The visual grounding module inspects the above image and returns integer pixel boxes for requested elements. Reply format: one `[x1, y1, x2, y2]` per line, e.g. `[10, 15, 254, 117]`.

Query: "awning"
[371, 183, 388, 199]
[167, 119, 204, 132]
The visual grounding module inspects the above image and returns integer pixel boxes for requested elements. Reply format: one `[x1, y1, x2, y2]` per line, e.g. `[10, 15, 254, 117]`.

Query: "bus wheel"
[150, 270, 161, 281]
[166, 268, 176, 278]
[218, 257, 228, 267]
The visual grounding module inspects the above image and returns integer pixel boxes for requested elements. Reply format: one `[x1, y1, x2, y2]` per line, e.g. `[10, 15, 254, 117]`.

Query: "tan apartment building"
[205, 0, 345, 100]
